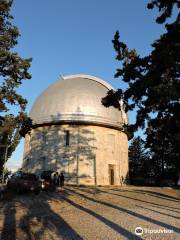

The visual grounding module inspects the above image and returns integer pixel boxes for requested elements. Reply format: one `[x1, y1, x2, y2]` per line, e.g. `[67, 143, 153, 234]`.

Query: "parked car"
[0, 184, 8, 201]
[7, 171, 41, 194]
[40, 171, 56, 191]
[0, 187, 4, 201]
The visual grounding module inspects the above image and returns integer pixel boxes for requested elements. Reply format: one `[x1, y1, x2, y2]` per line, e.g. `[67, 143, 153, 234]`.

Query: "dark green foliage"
[0, 114, 20, 176]
[129, 136, 179, 186]
[0, 0, 32, 176]
[102, 0, 180, 181]
[0, 0, 31, 114]
[129, 137, 150, 184]
[19, 116, 32, 137]
[147, 0, 180, 23]
[0, 167, 11, 183]
[101, 89, 123, 110]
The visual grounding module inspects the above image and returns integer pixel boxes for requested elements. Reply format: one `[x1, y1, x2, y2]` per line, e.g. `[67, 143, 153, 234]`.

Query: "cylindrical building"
[23, 74, 129, 185]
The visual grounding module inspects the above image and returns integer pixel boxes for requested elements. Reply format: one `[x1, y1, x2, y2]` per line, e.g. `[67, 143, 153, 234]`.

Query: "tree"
[102, 0, 180, 181]
[129, 136, 149, 184]
[0, 167, 11, 183]
[0, 0, 32, 177]
[146, 119, 179, 185]
[147, 0, 180, 24]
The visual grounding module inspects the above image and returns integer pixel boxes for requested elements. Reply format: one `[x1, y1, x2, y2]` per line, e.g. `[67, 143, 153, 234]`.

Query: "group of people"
[53, 172, 65, 187]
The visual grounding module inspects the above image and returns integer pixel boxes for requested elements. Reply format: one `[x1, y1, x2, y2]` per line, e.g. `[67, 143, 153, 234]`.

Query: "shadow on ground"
[0, 186, 179, 240]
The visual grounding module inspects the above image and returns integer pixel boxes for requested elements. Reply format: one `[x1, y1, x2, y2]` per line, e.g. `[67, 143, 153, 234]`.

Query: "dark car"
[7, 171, 41, 194]
[0, 186, 5, 201]
[40, 171, 56, 191]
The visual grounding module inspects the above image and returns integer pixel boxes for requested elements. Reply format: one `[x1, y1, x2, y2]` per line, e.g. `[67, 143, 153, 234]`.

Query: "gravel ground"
[0, 186, 179, 240]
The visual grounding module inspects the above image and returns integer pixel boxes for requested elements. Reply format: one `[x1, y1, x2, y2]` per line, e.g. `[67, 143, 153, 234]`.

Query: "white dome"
[30, 74, 127, 129]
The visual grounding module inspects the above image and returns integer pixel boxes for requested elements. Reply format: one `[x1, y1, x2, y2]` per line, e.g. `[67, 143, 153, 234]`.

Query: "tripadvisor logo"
[135, 227, 173, 235]
[135, 227, 143, 236]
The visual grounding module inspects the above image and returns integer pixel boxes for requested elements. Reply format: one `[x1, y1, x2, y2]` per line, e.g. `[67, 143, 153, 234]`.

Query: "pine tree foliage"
[129, 137, 147, 171]
[0, 0, 32, 176]
[102, 1, 180, 176]
[147, 0, 180, 23]
[128, 137, 149, 183]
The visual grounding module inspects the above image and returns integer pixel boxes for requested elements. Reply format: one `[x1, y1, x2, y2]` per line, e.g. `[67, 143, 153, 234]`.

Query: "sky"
[7, 0, 167, 168]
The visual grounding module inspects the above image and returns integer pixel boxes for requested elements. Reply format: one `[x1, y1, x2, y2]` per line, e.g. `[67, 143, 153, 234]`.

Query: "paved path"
[0, 186, 179, 239]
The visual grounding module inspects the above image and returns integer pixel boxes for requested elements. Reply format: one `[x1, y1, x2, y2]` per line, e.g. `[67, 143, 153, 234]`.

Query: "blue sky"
[7, 0, 167, 167]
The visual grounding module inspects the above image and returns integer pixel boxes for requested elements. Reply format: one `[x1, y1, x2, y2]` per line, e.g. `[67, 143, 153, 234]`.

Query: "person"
[59, 172, 65, 188]
[120, 176, 124, 186]
[53, 172, 58, 186]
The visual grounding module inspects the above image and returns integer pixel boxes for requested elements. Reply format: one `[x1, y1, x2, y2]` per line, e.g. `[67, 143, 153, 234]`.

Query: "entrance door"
[109, 164, 115, 185]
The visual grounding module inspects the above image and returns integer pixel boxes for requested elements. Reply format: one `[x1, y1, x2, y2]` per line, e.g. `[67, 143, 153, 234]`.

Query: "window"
[64, 130, 70, 146]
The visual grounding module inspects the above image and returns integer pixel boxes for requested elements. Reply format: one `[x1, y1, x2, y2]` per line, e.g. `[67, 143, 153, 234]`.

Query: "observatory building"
[23, 74, 129, 185]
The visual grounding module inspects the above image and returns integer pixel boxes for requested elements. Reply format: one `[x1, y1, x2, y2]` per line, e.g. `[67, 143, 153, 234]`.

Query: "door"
[109, 164, 115, 185]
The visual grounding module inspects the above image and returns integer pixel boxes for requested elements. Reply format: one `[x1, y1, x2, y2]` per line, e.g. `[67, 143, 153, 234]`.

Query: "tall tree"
[129, 137, 148, 184]
[0, 0, 32, 176]
[102, 0, 180, 180]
